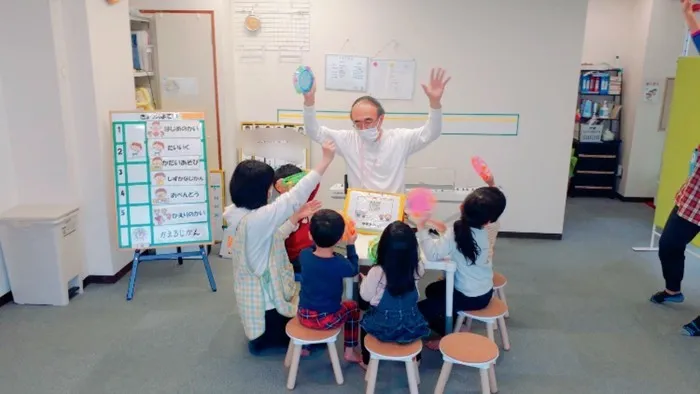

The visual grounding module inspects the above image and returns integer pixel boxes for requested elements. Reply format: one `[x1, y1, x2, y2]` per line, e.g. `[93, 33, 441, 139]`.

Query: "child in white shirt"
[414, 187, 506, 349]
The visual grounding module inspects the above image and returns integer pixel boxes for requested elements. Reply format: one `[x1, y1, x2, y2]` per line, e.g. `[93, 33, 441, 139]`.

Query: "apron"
[231, 215, 298, 340]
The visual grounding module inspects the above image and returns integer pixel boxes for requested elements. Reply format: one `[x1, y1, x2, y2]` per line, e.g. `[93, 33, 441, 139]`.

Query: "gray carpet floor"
[1, 198, 699, 393]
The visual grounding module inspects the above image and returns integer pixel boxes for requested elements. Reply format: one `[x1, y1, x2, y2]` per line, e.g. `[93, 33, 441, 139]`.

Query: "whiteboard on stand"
[368, 58, 416, 100]
[110, 111, 213, 250]
[325, 54, 369, 92]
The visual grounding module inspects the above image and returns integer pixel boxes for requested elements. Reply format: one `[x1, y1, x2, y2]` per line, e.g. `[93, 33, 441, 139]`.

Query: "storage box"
[580, 124, 603, 143]
[0, 205, 85, 306]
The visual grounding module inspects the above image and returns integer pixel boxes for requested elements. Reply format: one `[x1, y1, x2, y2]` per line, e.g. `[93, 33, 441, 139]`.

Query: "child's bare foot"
[344, 347, 363, 363]
[425, 339, 441, 351]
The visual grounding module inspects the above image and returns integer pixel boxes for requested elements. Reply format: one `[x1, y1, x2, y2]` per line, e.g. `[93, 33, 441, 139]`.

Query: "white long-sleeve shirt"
[303, 106, 443, 193]
[223, 170, 321, 278]
[417, 226, 493, 297]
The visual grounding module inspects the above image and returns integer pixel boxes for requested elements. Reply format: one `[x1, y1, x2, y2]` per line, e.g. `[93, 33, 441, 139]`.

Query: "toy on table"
[367, 236, 380, 264]
[340, 212, 356, 242]
[281, 170, 308, 188]
[405, 188, 436, 219]
[293, 66, 315, 94]
[471, 156, 493, 183]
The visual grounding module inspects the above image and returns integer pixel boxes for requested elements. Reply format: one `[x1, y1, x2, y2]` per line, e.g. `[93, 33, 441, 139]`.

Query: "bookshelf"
[570, 68, 623, 198]
[130, 12, 158, 110]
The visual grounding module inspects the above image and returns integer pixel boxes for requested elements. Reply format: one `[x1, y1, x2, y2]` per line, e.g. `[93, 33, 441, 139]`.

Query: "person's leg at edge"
[651, 207, 700, 304]
[248, 310, 291, 355]
[682, 315, 700, 336]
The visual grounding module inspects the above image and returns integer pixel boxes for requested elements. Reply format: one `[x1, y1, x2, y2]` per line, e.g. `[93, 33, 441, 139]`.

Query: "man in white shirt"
[302, 68, 450, 193]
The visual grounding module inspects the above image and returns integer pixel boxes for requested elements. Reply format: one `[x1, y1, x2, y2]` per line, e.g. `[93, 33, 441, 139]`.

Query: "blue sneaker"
[650, 291, 684, 304]
[681, 317, 700, 337]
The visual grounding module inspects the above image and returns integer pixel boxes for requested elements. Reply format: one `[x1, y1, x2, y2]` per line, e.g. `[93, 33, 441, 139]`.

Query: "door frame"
[139, 9, 223, 168]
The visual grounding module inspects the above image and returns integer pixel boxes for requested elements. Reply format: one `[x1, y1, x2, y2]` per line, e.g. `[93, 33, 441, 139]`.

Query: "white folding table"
[345, 233, 457, 331]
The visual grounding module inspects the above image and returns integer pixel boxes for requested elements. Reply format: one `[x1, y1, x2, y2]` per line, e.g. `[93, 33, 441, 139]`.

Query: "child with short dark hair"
[273, 164, 320, 273]
[415, 187, 507, 350]
[359, 221, 431, 365]
[297, 209, 363, 363]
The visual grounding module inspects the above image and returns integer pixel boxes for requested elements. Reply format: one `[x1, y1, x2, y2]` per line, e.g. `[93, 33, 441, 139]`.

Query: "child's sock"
[681, 316, 700, 337]
[650, 290, 685, 304]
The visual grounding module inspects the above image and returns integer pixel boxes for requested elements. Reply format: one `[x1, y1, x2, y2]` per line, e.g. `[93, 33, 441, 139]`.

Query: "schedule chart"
[111, 112, 212, 250]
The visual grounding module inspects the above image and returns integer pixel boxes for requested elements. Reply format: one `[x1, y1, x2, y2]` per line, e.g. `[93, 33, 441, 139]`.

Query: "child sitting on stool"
[273, 164, 320, 274]
[359, 221, 431, 365]
[296, 209, 363, 364]
[414, 187, 507, 350]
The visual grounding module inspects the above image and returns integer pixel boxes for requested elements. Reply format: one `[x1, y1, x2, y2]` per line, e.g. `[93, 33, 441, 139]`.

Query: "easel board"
[342, 188, 406, 235]
[111, 111, 213, 250]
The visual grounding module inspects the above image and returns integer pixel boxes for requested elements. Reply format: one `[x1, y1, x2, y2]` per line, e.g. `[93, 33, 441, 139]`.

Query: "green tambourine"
[282, 171, 308, 187]
[367, 236, 380, 264]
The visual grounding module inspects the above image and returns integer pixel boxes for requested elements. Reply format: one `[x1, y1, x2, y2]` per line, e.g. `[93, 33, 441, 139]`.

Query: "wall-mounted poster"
[342, 188, 406, 235]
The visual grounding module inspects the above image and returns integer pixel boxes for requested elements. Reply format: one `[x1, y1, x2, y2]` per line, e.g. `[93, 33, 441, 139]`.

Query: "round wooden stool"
[454, 298, 511, 351]
[364, 335, 421, 394]
[284, 318, 343, 390]
[434, 332, 499, 394]
[493, 272, 509, 318]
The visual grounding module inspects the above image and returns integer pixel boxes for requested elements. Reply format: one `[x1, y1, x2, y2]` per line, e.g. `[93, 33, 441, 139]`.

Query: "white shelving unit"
[130, 11, 159, 109]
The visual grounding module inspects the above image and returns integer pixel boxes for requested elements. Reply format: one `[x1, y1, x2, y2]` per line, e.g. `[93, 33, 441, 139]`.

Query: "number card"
[342, 188, 406, 235]
[111, 111, 212, 249]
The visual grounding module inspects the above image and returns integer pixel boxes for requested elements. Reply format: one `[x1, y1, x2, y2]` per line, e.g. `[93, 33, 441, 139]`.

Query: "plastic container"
[0, 205, 84, 306]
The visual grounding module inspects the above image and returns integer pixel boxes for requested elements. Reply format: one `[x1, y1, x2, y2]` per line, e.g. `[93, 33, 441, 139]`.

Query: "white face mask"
[358, 127, 379, 142]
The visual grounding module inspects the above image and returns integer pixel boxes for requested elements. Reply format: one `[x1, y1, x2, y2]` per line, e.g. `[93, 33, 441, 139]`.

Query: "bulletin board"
[111, 111, 212, 250]
[654, 57, 700, 247]
[238, 122, 311, 170]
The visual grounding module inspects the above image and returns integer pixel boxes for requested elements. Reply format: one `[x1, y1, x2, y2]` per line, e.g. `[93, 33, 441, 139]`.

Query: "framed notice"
[238, 122, 310, 170]
[342, 188, 406, 235]
[110, 111, 212, 249]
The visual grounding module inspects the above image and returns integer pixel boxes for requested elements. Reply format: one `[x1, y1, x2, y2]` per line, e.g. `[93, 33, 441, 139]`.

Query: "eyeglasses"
[352, 118, 379, 130]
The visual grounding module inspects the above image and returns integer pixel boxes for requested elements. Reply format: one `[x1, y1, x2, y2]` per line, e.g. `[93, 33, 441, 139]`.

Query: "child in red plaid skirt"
[297, 209, 363, 364]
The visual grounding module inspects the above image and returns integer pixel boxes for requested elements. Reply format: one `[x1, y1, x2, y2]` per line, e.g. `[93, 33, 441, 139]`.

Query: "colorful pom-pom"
[405, 188, 436, 217]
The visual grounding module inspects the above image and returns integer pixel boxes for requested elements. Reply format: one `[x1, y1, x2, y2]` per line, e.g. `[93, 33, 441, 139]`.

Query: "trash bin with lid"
[0, 205, 85, 306]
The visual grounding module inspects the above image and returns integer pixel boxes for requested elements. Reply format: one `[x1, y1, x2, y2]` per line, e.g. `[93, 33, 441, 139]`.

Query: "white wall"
[0, 76, 17, 295]
[75, 0, 136, 274]
[621, 0, 687, 198]
[582, 0, 688, 198]
[0, 0, 135, 287]
[582, 0, 637, 67]
[131, 0, 588, 235]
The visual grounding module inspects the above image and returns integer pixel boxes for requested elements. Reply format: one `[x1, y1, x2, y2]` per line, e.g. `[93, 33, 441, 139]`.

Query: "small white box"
[0, 205, 85, 306]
